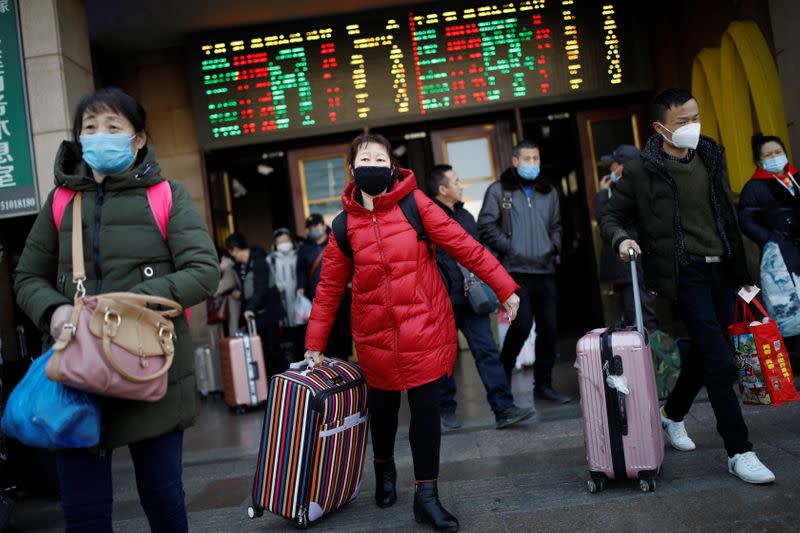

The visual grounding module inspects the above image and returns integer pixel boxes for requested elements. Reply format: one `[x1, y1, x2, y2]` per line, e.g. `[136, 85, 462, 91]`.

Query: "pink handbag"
[46, 192, 183, 402]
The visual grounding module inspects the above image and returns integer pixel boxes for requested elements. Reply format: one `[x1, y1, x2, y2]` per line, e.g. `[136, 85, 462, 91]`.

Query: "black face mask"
[353, 166, 394, 196]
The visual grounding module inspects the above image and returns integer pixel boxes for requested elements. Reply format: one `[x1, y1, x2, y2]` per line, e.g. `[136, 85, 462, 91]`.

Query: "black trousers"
[663, 262, 752, 457]
[254, 317, 287, 378]
[369, 379, 440, 481]
[785, 335, 800, 376]
[500, 273, 558, 387]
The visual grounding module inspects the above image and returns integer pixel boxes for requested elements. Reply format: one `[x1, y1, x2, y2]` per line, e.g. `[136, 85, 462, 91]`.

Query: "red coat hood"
[342, 168, 417, 215]
[751, 163, 798, 180]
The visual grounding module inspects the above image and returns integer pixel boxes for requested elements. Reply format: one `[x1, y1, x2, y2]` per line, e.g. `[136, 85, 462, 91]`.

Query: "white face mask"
[276, 242, 293, 254]
[659, 122, 701, 150]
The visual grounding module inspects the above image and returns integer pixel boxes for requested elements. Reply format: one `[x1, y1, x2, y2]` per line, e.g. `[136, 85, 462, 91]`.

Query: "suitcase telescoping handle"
[247, 317, 257, 337]
[628, 248, 645, 336]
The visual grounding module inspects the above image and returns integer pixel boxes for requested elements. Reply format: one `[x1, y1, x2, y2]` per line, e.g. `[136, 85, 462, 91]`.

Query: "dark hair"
[305, 213, 324, 228]
[347, 133, 399, 174]
[512, 140, 540, 158]
[272, 227, 291, 239]
[427, 164, 453, 198]
[72, 87, 147, 142]
[215, 246, 232, 260]
[650, 89, 694, 123]
[751, 133, 786, 164]
[224, 232, 248, 251]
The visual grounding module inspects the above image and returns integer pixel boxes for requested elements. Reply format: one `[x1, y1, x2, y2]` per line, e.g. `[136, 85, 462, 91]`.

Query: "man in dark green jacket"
[600, 89, 775, 484]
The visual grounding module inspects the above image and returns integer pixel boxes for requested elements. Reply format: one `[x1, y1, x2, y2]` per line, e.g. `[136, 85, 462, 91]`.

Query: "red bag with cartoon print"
[728, 296, 799, 406]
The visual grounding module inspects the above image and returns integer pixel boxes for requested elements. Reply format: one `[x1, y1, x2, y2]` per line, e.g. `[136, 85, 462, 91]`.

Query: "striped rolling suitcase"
[248, 359, 369, 528]
[575, 250, 664, 493]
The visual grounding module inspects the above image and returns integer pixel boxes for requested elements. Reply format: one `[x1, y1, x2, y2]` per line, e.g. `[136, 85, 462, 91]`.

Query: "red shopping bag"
[728, 296, 799, 406]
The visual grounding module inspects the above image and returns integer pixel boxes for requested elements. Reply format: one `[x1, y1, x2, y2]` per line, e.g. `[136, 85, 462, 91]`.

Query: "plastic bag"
[291, 295, 313, 326]
[1, 349, 100, 448]
[760, 241, 800, 337]
[498, 313, 536, 370]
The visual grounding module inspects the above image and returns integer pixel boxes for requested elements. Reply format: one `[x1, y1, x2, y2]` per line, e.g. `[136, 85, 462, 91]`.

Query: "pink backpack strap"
[146, 181, 172, 240]
[52, 187, 77, 232]
[146, 180, 188, 322]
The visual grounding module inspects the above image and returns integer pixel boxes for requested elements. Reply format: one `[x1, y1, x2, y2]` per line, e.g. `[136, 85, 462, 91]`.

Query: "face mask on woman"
[276, 242, 293, 254]
[353, 166, 394, 196]
[762, 154, 788, 174]
[80, 133, 136, 176]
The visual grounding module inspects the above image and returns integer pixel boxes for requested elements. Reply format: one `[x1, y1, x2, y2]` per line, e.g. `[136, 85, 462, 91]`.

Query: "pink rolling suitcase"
[575, 250, 664, 493]
[219, 319, 268, 412]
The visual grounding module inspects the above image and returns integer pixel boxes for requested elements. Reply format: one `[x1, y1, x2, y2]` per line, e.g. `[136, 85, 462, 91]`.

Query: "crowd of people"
[8, 83, 800, 531]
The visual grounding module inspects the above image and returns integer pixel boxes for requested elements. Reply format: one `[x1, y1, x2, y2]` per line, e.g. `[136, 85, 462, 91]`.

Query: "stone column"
[19, 0, 93, 204]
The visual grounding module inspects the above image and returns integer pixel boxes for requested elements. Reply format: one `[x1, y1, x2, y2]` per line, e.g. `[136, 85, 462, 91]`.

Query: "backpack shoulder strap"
[146, 181, 172, 240]
[399, 191, 434, 259]
[500, 189, 513, 236]
[398, 192, 426, 242]
[331, 211, 352, 259]
[52, 187, 76, 233]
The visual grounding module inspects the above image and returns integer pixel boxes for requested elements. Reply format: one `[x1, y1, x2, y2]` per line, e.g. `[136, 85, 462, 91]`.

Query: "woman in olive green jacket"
[14, 87, 218, 531]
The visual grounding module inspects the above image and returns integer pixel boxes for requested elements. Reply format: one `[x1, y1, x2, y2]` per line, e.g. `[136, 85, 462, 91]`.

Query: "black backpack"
[331, 192, 431, 260]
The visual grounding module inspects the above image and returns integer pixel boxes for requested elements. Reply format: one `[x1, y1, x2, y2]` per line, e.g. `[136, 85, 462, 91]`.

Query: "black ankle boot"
[413, 480, 459, 532]
[374, 460, 397, 508]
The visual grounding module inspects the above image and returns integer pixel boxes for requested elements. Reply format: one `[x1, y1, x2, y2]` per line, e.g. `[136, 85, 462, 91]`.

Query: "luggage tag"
[606, 374, 630, 395]
[738, 285, 760, 303]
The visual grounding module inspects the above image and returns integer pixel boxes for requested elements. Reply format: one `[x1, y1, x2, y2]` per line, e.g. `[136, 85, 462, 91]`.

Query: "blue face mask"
[762, 154, 788, 174]
[518, 164, 540, 181]
[80, 133, 136, 176]
[610, 169, 620, 183]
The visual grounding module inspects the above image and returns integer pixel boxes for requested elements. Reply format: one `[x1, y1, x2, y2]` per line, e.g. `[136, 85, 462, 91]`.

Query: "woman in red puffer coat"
[305, 133, 519, 532]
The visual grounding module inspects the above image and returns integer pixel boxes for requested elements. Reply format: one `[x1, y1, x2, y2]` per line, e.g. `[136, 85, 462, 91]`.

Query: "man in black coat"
[600, 89, 774, 484]
[428, 165, 534, 430]
[595, 144, 658, 330]
[226, 232, 287, 376]
[296, 214, 352, 359]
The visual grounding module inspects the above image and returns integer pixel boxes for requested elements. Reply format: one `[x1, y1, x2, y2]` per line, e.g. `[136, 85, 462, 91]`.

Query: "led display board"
[188, 0, 650, 149]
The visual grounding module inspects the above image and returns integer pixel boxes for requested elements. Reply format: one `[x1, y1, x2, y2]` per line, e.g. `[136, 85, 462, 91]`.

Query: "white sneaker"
[728, 452, 775, 484]
[660, 409, 696, 451]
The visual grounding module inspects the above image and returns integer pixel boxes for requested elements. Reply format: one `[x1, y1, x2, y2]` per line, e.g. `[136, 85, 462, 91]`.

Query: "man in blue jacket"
[429, 165, 534, 429]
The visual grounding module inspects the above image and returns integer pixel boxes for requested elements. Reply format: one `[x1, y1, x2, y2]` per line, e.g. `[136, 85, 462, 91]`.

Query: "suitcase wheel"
[235, 406, 247, 415]
[586, 477, 606, 494]
[639, 479, 656, 493]
[296, 509, 309, 529]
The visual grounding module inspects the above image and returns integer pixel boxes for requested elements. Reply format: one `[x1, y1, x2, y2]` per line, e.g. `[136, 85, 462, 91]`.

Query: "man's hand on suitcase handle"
[304, 350, 328, 366]
[618, 239, 641, 262]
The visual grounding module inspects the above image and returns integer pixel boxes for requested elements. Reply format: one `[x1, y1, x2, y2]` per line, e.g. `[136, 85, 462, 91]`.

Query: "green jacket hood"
[54, 140, 164, 191]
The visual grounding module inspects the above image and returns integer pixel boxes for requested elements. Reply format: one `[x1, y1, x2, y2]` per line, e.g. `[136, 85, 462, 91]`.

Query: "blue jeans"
[439, 304, 515, 415]
[55, 430, 187, 533]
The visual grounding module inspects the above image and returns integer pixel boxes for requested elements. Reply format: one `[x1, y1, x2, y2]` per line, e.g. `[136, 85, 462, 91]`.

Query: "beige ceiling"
[86, 0, 436, 52]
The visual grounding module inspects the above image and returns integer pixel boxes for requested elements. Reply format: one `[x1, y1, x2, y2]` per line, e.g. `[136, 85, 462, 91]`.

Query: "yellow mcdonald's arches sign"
[692, 20, 791, 193]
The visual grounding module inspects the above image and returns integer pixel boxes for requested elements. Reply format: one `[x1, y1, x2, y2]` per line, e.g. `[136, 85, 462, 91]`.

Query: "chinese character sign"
[0, 0, 38, 218]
